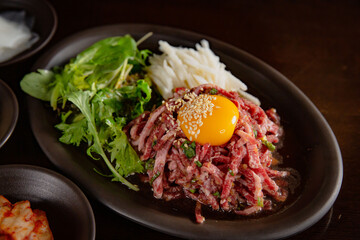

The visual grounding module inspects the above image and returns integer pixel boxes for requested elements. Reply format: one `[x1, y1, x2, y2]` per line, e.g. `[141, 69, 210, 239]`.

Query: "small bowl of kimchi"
[0, 164, 95, 239]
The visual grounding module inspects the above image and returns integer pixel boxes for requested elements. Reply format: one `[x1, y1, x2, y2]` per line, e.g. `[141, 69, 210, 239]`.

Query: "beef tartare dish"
[125, 84, 290, 223]
[20, 35, 298, 223]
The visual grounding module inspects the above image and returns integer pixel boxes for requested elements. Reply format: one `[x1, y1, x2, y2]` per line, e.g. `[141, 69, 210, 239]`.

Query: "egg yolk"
[177, 94, 239, 146]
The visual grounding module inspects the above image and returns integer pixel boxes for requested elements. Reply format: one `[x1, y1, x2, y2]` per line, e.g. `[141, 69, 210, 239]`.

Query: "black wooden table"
[0, 0, 358, 239]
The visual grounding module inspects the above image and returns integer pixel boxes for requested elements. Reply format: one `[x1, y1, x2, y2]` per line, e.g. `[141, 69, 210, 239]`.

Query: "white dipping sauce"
[0, 12, 38, 63]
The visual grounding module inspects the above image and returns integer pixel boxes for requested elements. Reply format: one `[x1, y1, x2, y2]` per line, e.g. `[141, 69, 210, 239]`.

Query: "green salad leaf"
[20, 69, 54, 101]
[20, 35, 160, 191]
[55, 116, 88, 146]
[105, 118, 143, 177]
[21, 35, 151, 110]
[66, 90, 141, 190]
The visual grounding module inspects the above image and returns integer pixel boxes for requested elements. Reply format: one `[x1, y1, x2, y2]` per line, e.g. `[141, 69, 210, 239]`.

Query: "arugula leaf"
[67, 90, 141, 190]
[117, 79, 152, 119]
[55, 117, 88, 146]
[105, 118, 143, 177]
[21, 35, 152, 110]
[65, 35, 151, 90]
[91, 79, 153, 122]
[92, 88, 120, 123]
[20, 35, 158, 191]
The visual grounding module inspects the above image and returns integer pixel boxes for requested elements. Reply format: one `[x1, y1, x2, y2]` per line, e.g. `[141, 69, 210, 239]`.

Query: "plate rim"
[26, 23, 343, 239]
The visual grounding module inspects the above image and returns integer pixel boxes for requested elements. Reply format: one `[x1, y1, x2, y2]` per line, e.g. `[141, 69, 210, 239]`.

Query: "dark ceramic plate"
[0, 164, 96, 239]
[26, 24, 343, 239]
[0, 0, 57, 67]
[0, 79, 18, 148]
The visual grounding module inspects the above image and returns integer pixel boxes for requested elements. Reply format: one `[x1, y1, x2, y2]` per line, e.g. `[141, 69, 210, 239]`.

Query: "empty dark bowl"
[0, 78, 18, 148]
[0, 0, 57, 67]
[0, 164, 96, 240]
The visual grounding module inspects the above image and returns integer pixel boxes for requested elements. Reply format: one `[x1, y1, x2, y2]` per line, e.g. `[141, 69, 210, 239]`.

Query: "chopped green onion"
[253, 129, 258, 138]
[209, 88, 218, 95]
[213, 191, 220, 197]
[191, 178, 197, 183]
[189, 189, 196, 193]
[228, 168, 235, 176]
[145, 158, 155, 170]
[181, 140, 196, 158]
[195, 160, 202, 167]
[261, 139, 276, 151]
[149, 172, 160, 185]
[257, 197, 264, 207]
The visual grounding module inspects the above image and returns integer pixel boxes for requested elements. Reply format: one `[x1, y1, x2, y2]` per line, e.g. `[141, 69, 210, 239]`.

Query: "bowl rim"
[0, 78, 18, 148]
[0, 0, 58, 67]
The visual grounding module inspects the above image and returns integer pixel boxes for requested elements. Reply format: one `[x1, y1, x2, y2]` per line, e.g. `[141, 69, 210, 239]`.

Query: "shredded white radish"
[147, 40, 260, 105]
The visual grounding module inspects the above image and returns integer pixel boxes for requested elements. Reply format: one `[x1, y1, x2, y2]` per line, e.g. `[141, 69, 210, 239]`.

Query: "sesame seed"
[177, 94, 216, 140]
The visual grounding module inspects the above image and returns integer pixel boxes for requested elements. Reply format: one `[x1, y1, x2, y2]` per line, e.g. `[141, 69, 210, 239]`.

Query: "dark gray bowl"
[0, 0, 57, 67]
[0, 79, 18, 148]
[26, 24, 343, 239]
[0, 164, 96, 239]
